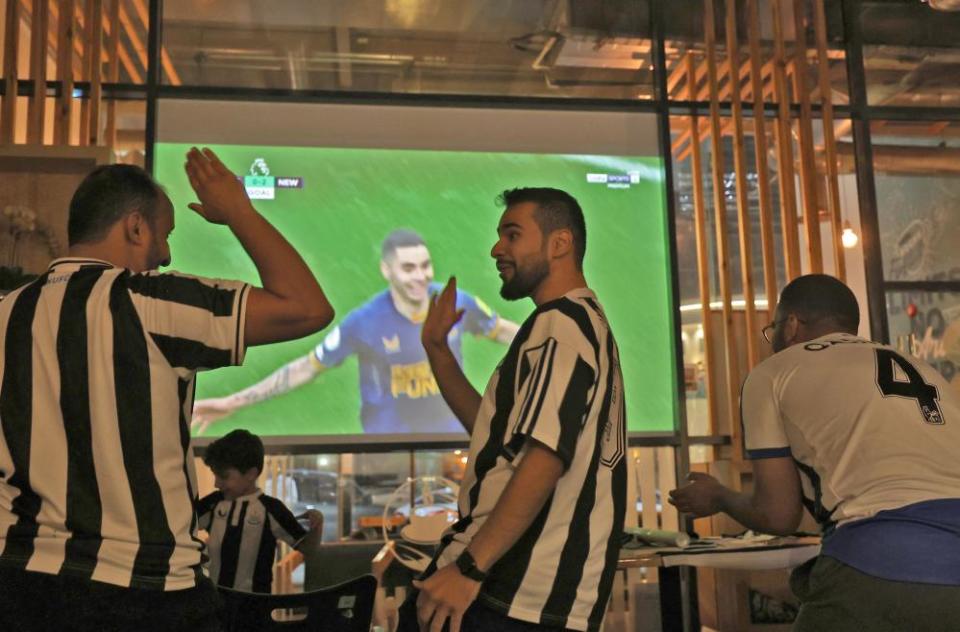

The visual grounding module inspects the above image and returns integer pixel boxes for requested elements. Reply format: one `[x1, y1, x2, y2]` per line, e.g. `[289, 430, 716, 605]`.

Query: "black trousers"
[0, 566, 221, 632]
[397, 590, 580, 632]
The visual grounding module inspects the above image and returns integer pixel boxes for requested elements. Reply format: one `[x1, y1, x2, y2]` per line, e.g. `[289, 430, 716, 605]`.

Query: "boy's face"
[213, 466, 259, 500]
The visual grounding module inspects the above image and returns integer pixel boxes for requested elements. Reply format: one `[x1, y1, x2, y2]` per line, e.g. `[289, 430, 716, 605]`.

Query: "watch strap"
[455, 550, 487, 582]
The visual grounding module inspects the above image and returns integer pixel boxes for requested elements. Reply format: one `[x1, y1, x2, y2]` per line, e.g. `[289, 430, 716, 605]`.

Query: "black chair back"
[219, 574, 377, 632]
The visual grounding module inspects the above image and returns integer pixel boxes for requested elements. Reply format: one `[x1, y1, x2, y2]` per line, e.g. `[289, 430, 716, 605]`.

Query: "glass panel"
[670, 114, 791, 306]
[414, 449, 467, 486]
[160, 0, 653, 98]
[886, 290, 960, 395]
[107, 0, 150, 84]
[872, 123, 960, 282]
[259, 451, 470, 542]
[263, 454, 341, 542]
[664, 0, 847, 105]
[680, 311, 710, 448]
[861, 2, 960, 107]
[344, 452, 409, 540]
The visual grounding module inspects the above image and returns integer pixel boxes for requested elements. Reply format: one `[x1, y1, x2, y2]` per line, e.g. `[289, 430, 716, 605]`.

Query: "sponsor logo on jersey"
[390, 361, 439, 399]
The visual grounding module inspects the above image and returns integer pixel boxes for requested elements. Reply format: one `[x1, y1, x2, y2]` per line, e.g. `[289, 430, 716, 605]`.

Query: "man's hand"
[421, 277, 465, 354]
[668, 472, 727, 518]
[184, 147, 255, 226]
[413, 563, 481, 632]
[190, 396, 238, 434]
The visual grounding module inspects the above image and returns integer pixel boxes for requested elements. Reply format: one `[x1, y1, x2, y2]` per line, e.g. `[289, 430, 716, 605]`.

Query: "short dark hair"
[381, 228, 426, 260]
[68, 164, 164, 246]
[778, 274, 860, 333]
[497, 188, 587, 268]
[203, 429, 265, 475]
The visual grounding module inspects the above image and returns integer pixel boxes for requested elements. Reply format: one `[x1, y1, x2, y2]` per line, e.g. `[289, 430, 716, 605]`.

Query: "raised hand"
[421, 277, 465, 353]
[184, 147, 254, 225]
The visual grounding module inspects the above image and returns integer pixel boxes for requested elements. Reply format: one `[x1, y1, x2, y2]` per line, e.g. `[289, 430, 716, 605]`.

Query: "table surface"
[617, 536, 821, 569]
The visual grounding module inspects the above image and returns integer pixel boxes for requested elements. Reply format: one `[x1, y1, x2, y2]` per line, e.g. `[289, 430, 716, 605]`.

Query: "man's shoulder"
[748, 335, 881, 391]
[528, 294, 604, 345]
[123, 268, 248, 313]
[349, 289, 394, 320]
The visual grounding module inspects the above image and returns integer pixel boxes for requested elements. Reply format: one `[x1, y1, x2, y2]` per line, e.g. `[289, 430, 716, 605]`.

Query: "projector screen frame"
[155, 97, 684, 448]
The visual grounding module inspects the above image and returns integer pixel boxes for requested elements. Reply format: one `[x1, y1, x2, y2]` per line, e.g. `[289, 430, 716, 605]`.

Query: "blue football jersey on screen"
[314, 285, 499, 433]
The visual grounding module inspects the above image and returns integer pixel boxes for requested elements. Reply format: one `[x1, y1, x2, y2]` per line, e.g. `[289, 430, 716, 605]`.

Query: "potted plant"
[1, 205, 61, 296]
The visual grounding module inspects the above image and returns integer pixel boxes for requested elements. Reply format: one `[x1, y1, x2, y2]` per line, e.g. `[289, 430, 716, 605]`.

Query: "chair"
[218, 574, 377, 632]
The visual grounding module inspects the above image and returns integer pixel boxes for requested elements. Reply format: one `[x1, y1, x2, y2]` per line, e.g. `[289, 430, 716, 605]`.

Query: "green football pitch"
[155, 143, 677, 438]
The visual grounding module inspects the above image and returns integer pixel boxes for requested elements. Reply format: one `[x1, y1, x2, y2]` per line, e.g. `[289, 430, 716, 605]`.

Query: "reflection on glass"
[261, 450, 471, 542]
[264, 454, 341, 542]
[663, 0, 848, 104]
[160, 0, 652, 98]
[347, 452, 410, 540]
[887, 291, 960, 393]
[875, 173, 960, 282]
[861, 2, 960, 107]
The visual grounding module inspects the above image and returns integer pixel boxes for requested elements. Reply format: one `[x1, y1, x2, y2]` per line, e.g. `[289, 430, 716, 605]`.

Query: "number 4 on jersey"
[875, 349, 945, 425]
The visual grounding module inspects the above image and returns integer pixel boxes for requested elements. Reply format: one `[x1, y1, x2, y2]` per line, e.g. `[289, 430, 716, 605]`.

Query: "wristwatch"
[454, 550, 487, 582]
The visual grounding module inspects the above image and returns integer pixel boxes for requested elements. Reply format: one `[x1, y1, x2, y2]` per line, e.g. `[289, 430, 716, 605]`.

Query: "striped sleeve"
[261, 496, 307, 547]
[125, 271, 251, 371]
[196, 491, 223, 531]
[506, 312, 597, 470]
[741, 368, 792, 459]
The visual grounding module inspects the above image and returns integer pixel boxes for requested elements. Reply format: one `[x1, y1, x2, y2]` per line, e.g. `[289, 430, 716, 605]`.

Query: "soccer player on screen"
[192, 229, 520, 434]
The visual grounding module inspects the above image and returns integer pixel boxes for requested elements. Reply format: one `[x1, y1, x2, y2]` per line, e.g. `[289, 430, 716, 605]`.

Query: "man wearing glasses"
[670, 274, 960, 631]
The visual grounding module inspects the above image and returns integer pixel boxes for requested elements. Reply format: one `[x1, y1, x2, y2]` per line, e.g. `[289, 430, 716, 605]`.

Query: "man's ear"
[124, 211, 148, 246]
[379, 259, 391, 282]
[783, 314, 801, 344]
[549, 228, 574, 260]
[243, 467, 260, 483]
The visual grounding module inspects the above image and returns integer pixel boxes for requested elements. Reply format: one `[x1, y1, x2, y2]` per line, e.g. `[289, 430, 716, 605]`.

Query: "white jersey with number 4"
[742, 332, 960, 529]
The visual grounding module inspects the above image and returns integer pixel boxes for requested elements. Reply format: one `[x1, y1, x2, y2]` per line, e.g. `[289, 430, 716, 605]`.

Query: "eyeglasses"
[761, 316, 805, 343]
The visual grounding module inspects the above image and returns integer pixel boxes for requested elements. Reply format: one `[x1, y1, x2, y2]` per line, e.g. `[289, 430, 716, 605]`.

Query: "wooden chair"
[219, 574, 377, 632]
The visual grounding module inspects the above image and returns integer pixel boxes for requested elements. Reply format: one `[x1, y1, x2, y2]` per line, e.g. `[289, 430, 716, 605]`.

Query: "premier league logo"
[244, 158, 275, 200]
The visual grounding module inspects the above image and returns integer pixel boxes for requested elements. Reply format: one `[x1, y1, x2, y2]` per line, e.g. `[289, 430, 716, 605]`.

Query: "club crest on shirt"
[246, 507, 264, 526]
[382, 335, 401, 354]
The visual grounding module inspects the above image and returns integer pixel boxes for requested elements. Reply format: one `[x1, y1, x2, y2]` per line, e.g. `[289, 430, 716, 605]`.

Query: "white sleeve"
[741, 368, 791, 459]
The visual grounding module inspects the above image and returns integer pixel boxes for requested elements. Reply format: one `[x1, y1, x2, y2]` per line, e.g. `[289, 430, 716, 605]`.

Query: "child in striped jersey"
[196, 429, 323, 593]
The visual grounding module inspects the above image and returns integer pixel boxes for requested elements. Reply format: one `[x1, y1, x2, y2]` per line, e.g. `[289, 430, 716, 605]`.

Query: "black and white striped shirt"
[435, 288, 627, 632]
[197, 489, 307, 593]
[0, 258, 249, 590]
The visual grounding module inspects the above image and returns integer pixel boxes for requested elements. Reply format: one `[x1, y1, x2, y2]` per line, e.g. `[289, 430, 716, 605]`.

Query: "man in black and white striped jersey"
[402, 188, 627, 632]
[0, 148, 334, 632]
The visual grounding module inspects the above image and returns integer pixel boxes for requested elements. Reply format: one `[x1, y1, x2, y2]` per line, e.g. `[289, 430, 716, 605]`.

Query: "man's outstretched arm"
[421, 277, 482, 434]
[192, 352, 325, 433]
